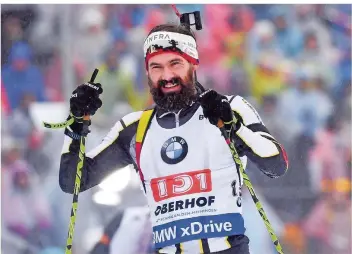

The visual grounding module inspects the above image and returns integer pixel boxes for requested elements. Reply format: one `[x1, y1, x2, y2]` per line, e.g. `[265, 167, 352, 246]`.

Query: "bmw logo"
[161, 136, 188, 164]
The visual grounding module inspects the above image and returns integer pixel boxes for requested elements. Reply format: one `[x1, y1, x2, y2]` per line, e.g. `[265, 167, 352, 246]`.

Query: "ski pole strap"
[64, 128, 81, 140]
[223, 117, 237, 126]
[42, 112, 83, 130]
[43, 116, 75, 129]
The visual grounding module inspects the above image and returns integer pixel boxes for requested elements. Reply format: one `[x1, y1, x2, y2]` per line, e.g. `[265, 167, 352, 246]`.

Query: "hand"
[68, 82, 103, 135]
[70, 82, 103, 120]
[198, 89, 237, 128]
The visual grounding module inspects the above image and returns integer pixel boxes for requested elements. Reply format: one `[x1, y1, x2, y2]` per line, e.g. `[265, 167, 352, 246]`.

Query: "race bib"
[153, 213, 244, 248]
[149, 169, 245, 249]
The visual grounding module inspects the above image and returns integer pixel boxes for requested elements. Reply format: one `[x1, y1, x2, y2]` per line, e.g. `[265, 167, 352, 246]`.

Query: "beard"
[148, 67, 197, 112]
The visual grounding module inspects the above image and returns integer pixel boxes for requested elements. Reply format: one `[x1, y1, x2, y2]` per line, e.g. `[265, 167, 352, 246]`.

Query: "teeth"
[165, 83, 178, 88]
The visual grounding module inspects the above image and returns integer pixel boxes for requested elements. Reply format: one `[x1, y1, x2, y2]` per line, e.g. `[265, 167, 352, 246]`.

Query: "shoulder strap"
[135, 108, 155, 192]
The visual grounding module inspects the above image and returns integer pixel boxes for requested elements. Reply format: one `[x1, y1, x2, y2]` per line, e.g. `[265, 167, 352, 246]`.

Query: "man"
[59, 23, 288, 254]
[90, 206, 153, 254]
[2, 41, 46, 111]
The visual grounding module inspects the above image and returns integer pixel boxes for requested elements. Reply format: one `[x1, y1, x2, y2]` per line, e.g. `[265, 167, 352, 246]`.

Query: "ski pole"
[64, 68, 98, 254]
[43, 68, 99, 254]
[194, 80, 284, 253]
[216, 119, 284, 254]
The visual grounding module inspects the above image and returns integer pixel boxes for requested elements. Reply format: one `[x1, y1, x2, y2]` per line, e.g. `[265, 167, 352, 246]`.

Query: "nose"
[161, 67, 175, 81]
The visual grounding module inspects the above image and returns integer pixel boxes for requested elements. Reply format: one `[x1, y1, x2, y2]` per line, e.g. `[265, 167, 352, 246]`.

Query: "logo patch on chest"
[161, 136, 188, 164]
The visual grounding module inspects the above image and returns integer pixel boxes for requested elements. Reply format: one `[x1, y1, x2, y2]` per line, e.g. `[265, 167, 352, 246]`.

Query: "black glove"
[70, 82, 103, 117]
[68, 82, 103, 135]
[198, 89, 240, 131]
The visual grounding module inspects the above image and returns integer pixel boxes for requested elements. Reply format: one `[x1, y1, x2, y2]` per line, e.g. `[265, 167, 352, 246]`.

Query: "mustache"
[157, 77, 182, 87]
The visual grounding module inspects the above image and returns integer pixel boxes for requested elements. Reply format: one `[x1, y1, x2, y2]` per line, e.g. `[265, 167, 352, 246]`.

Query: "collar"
[156, 101, 197, 119]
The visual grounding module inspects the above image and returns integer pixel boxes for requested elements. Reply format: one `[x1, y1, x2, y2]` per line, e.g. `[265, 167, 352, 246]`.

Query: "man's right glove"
[68, 82, 103, 135]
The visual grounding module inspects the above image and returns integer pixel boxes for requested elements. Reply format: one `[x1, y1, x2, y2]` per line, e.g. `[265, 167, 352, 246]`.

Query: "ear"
[145, 70, 149, 76]
[193, 64, 199, 71]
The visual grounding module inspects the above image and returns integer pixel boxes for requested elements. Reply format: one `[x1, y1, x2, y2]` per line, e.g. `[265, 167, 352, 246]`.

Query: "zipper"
[158, 108, 185, 128]
[175, 110, 181, 128]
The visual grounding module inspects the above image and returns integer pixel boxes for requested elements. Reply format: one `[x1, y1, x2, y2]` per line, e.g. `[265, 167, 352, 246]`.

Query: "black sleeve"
[229, 95, 289, 178]
[59, 114, 140, 194]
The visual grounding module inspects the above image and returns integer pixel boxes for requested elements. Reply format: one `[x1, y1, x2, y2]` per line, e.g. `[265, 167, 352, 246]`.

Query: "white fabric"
[236, 125, 279, 158]
[143, 31, 199, 60]
[140, 106, 246, 254]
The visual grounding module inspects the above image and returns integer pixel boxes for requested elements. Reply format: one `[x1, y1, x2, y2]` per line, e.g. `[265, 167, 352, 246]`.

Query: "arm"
[229, 95, 288, 178]
[59, 111, 142, 194]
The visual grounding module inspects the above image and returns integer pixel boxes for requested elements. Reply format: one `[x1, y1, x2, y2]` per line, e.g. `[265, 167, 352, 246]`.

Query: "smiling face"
[147, 52, 198, 111]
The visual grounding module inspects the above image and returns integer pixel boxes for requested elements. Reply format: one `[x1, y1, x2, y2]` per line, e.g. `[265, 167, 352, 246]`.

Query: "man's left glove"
[198, 89, 240, 131]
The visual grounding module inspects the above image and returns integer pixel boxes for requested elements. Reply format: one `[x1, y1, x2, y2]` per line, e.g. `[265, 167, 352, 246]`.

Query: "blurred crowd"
[1, 4, 351, 254]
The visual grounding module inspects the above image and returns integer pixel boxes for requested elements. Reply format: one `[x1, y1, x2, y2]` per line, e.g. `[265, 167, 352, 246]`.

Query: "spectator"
[246, 20, 283, 65]
[92, 48, 148, 127]
[269, 5, 304, 58]
[1, 80, 11, 116]
[303, 185, 351, 254]
[73, 7, 113, 76]
[2, 41, 46, 111]
[26, 128, 50, 178]
[6, 93, 36, 148]
[249, 53, 286, 104]
[44, 47, 86, 102]
[299, 27, 341, 89]
[2, 15, 24, 60]
[1, 11, 27, 65]
[277, 58, 298, 87]
[277, 65, 333, 141]
[335, 46, 351, 99]
[90, 207, 152, 254]
[308, 114, 350, 194]
[294, 5, 333, 51]
[222, 32, 250, 96]
[228, 5, 255, 34]
[1, 144, 53, 247]
[143, 7, 167, 33]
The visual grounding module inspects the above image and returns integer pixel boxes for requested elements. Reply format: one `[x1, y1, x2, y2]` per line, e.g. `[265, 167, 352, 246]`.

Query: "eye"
[171, 61, 181, 66]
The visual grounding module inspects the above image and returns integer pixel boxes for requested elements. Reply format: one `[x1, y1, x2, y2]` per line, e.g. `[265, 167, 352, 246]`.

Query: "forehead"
[148, 53, 187, 65]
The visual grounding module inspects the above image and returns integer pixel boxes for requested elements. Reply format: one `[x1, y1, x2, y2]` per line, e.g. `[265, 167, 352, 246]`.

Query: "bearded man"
[59, 23, 288, 254]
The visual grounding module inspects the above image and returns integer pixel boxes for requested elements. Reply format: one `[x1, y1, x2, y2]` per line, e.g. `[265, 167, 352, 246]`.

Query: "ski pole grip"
[217, 119, 225, 128]
[84, 68, 99, 121]
[81, 68, 99, 134]
[82, 115, 91, 136]
[90, 68, 99, 83]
